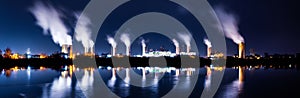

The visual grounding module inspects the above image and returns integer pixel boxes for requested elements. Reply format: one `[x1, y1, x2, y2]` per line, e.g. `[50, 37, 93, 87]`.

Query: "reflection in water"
[205, 66, 212, 88]
[124, 68, 130, 87]
[223, 66, 244, 98]
[42, 72, 72, 98]
[108, 68, 116, 87]
[175, 69, 180, 76]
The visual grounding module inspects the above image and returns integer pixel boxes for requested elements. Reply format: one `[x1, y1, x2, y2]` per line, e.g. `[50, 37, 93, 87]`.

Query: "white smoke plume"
[29, 2, 72, 46]
[74, 13, 94, 51]
[120, 33, 131, 48]
[215, 7, 244, 44]
[177, 33, 192, 47]
[141, 39, 146, 48]
[107, 36, 117, 48]
[204, 38, 212, 47]
[172, 39, 179, 47]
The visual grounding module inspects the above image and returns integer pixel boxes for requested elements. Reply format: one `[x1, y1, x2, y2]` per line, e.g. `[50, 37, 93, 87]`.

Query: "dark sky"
[0, 0, 299, 56]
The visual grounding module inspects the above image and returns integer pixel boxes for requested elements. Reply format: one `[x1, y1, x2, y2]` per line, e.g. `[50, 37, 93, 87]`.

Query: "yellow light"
[40, 66, 46, 70]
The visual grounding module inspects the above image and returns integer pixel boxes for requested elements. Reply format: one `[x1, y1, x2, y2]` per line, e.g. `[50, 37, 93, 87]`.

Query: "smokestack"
[172, 39, 180, 55]
[177, 33, 191, 54]
[61, 44, 68, 53]
[239, 42, 245, 59]
[69, 45, 73, 58]
[176, 47, 180, 55]
[120, 33, 131, 56]
[186, 46, 191, 53]
[112, 47, 116, 56]
[204, 39, 212, 57]
[126, 47, 130, 56]
[90, 47, 94, 55]
[141, 39, 146, 56]
[207, 47, 212, 57]
[142, 46, 146, 56]
[107, 36, 117, 56]
[84, 47, 88, 54]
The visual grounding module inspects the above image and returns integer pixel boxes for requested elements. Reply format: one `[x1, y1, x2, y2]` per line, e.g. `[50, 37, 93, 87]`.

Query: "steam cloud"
[215, 7, 244, 44]
[177, 33, 192, 47]
[107, 36, 117, 48]
[204, 38, 212, 47]
[120, 33, 131, 48]
[172, 39, 179, 47]
[29, 2, 72, 46]
[74, 13, 94, 51]
[141, 39, 146, 48]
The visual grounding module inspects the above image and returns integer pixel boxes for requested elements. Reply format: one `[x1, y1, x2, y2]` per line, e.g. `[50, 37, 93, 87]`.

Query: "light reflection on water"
[1, 66, 299, 98]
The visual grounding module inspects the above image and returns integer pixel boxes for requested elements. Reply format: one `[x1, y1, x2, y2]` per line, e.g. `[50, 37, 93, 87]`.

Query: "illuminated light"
[239, 66, 244, 82]
[142, 67, 146, 80]
[189, 55, 196, 59]
[213, 67, 225, 71]
[64, 66, 68, 71]
[40, 66, 46, 70]
[27, 66, 31, 70]
[289, 64, 292, 68]
[107, 66, 112, 70]
[11, 66, 19, 71]
[206, 66, 212, 76]
[124, 68, 130, 87]
[11, 54, 19, 59]
[1, 69, 4, 75]
[256, 57, 261, 59]
[175, 69, 180, 76]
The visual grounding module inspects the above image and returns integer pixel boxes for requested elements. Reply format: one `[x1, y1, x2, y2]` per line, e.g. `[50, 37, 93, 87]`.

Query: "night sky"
[0, 0, 299, 56]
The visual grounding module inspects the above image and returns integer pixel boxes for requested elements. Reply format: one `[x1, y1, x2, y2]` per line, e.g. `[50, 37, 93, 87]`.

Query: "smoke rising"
[120, 33, 131, 48]
[204, 38, 212, 47]
[29, 2, 72, 46]
[74, 13, 94, 50]
[177, 33, 192, 47]
[172, 39, 179, 47]
[215, 7, 244, 44]
[107, 36, 117, 48]
[141, 39, 146, 48]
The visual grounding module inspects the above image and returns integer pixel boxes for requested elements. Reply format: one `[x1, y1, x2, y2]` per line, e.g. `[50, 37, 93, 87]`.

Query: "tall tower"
[207, 47, 212, 57]
[238, 42, 245, 59]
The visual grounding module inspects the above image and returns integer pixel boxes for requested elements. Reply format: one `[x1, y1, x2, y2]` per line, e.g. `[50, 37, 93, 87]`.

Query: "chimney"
[142, 45, 146, 56]
[112, 47, 116, 56]
[176, 47, 180, 55]
[239, 42, 245, 59]
[84, 47, 88, 55]
[90, 46, 94, 55]
[186, 46, 191, 53]
[61, 44, 68, 53]
[69, 45, 73, 58]
[207, 47, 212, 57]
[126, 47, 130, 56]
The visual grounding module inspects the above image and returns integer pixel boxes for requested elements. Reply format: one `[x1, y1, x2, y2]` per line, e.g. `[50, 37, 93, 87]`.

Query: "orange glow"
[40, 66, 46, 70]
[239, 66, 244, 82]
[11, 54, 19, 59]
[214, 67, 225, 71]
[11, 66, 19, 71]
[238, 42, 245, 59]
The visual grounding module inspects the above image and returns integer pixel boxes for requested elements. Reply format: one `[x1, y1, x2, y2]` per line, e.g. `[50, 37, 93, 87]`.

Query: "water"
[0, 67, 299, 98]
